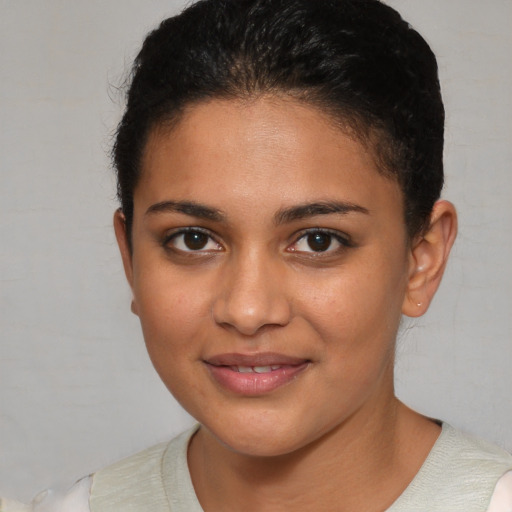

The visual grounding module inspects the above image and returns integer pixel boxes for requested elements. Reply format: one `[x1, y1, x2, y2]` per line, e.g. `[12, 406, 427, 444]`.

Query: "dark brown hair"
[114, 0, 444, 243]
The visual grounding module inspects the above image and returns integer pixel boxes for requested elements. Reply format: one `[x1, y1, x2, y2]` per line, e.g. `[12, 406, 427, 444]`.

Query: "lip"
[204, 352, 310, 396]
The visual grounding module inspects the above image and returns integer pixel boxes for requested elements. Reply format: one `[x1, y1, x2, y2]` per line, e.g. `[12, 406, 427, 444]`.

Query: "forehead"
[137, 97, 403, 220]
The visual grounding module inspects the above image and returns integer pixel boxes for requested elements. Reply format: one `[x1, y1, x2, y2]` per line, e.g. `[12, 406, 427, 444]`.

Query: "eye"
[289, 229, 351, 253]
[165, 228, 223, 253]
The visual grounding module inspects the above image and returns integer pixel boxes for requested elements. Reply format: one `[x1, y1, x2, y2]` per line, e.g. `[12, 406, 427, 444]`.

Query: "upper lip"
[205, 352, 309, 367]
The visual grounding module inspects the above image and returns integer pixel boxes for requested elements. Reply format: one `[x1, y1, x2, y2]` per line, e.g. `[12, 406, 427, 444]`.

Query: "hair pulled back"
[114, 0, 444, 241]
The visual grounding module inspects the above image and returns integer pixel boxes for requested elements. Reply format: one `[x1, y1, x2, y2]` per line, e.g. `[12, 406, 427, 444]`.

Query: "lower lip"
[206, 363, 309, 396]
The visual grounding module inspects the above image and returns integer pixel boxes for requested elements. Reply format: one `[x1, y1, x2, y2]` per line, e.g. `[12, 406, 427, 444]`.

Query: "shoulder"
[89, 426, 200, 512]
[0, 476, 92, 512]
[487, 471, 512, 512]
[389, 423, 512, 512]
[1, 426, 200, 512]
[446, 424, 512, 466]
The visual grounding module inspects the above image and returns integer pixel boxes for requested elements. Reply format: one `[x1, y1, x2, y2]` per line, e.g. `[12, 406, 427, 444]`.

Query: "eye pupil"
[184, 232, 208, 250]
[307, 233, 331, 252]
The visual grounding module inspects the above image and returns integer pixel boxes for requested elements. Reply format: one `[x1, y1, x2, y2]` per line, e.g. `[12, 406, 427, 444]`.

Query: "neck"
[188, 395, 440, 512]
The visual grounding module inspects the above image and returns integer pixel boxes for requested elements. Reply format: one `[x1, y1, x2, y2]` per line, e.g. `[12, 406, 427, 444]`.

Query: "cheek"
[133, 267, 211, 354]
[299, 253, 408, 354]
[134, 274, 211, 404]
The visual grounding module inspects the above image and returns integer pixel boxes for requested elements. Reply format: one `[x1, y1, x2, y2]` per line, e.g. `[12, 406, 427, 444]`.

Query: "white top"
[3, 426, 512, 512]
[21, 472, 512, 512]
[6, 473, 510, 512]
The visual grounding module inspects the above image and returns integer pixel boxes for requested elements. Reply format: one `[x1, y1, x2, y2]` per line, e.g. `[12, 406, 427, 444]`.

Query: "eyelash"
[162, 227, 223, 254]
[162, 227, 353, 257]
[288, 228, 353, 255]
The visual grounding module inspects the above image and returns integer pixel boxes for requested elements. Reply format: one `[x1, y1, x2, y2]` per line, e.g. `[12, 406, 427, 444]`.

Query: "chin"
[201, 412, 323, 459]
[217, 431, 302, 458]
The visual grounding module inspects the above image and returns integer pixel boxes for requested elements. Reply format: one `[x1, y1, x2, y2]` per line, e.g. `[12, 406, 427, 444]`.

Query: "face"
[119, 97, 414, 457]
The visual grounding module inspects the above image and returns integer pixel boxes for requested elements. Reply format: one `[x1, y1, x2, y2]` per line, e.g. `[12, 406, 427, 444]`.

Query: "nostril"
[211, 258, 291, 335]
[212, 294, 291, 336]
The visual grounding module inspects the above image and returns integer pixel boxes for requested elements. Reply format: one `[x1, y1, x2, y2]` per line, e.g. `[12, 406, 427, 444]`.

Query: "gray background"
[1, 0, 511, 502]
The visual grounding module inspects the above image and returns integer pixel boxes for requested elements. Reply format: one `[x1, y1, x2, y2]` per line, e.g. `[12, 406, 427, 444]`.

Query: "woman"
[5, 0, 511, 510]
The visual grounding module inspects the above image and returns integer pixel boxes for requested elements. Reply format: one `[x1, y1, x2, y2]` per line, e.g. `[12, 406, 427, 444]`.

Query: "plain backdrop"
[1, 0, 511, 503]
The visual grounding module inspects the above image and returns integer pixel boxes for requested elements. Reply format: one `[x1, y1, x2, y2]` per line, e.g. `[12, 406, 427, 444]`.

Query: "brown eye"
[307, 233, 332, 252]
[166, 229, 223, 253]
[183, 232, 209, 250]
[288, 229, 351, 254]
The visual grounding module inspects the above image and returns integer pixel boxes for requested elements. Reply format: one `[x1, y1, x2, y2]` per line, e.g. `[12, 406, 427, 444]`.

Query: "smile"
[231, 365, 283, 373]
[204, 354, 310, 395]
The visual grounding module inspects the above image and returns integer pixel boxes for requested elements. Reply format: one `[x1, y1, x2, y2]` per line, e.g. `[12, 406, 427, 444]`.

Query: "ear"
[402, 200, 458, 317]
[113, 209, 139, 316]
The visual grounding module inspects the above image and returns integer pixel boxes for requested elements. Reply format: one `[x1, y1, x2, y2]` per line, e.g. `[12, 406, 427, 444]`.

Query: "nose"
[212, 249, 291, 336]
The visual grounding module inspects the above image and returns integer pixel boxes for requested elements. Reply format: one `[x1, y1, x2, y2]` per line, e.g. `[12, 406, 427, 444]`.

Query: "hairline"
[124, 91, 410, 252]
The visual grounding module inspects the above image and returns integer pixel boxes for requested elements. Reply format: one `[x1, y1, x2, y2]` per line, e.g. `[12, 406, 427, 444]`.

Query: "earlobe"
[113, 209, 138, 315]
[402, 200, 458, 318]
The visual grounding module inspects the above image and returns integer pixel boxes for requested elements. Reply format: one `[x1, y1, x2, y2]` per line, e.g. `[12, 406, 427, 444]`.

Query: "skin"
[115, 96, 457, 511]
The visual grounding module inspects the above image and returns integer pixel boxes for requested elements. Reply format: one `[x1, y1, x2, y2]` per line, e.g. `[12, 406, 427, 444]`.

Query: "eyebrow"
[145, 199, 368, 224]
[145, 200, 225, 222]
[274, 201, 369, 225]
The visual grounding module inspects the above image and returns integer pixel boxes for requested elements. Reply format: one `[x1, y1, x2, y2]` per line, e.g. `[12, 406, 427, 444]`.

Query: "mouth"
[228, 365, 289, 373]
[204, 353, 310, 395]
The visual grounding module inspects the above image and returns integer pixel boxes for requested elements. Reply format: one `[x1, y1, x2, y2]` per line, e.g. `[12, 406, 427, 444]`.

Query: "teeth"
[230, 365, 282, 373]
[253, 366, 272, 373]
